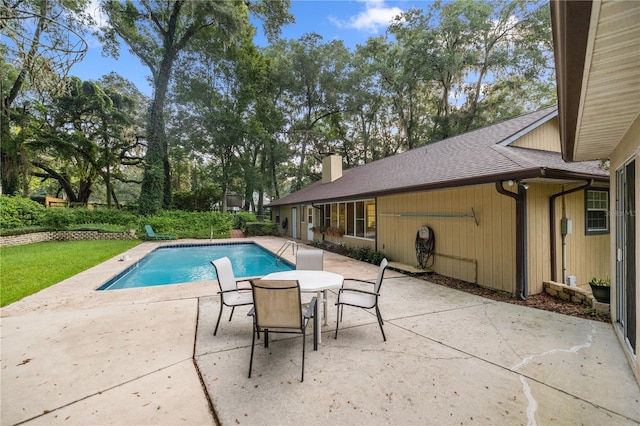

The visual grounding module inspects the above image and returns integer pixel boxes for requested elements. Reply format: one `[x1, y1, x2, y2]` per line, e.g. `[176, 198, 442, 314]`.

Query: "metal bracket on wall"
[380, 208, 479, 226]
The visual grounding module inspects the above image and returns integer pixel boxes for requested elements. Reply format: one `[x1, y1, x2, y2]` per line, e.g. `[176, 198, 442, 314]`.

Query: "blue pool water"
[98, 242, 293, 290]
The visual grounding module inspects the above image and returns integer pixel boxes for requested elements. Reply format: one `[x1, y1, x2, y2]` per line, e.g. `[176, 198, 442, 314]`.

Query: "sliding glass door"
[616, 159, 636, 353]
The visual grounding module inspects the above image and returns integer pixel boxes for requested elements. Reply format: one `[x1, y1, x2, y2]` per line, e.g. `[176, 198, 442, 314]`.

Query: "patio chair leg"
[249, 325, 256, 378]
[313, 300, 319, 351]
[228, 306, 235, 321]
[334, 303, 341, 339]
[214, 303, 224, 336]
[375, 306, 386, 342]
[301, 327, 306, 382]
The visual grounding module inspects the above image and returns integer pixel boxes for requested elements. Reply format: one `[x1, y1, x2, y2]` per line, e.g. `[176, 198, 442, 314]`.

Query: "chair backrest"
[251, 279, 302, 330]
[296, 249, 323, 271]
[374, 258, 389, 294]
[211, 257, 238, 298]
[144, 225, 156, 237]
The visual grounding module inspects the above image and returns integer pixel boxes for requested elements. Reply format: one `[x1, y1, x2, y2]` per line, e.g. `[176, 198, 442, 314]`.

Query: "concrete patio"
[1, 237, 639, 425]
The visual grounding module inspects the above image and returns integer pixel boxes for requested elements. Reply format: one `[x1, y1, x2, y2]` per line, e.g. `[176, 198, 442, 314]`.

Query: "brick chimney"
[322, 154, 342, 183]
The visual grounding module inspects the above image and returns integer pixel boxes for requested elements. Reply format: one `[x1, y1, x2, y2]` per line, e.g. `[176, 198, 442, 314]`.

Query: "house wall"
[609, 114, 640, 384]
[510, 117, 562, 152]
[376, 181, 609, 295]
[377, 184, 516, 292]
[526, 183, 610, 295]
[274, 205, 293, 237]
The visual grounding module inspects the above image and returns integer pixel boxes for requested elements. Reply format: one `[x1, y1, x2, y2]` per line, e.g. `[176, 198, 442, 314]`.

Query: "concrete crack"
[511, 321, 597, 426]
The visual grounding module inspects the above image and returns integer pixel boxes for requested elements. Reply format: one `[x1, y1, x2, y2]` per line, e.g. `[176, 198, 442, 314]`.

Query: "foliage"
[311, 239, 386, 266]
[0, 197, 234, 238]
[0, 240, 140, 307]
[172, 185, 222, 211]
[41, 208, 75, 229]
[244, 221, 278, 236]
[589, 277, 611, 287]
[141, 210, 234, 239]
[349, 246, 386, 265]
[0, 195, 46, 228]
[1, 0, 94, 195]
[233, 211, 257, 231]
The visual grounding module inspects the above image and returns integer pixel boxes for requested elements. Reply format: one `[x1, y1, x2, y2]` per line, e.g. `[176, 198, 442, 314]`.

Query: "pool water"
[98, 242, 294, 290]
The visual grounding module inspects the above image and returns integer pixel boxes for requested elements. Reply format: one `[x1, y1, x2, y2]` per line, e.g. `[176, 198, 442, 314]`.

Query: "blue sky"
[70, 0, 432, 96]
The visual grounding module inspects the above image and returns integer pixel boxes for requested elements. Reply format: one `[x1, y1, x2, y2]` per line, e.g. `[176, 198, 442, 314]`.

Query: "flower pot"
[589, 284, 610, 304]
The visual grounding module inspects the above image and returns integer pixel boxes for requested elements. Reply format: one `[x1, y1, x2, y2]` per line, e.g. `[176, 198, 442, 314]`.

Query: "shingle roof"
[268, 106, 609, 207]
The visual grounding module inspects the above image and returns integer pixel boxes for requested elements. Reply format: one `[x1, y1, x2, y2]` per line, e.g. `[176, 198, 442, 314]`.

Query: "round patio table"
[261, 270, 344, 343]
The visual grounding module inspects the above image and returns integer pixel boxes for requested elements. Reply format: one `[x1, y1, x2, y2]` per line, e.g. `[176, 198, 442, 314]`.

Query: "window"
[365, 200, 376, 238]
[317, 200, 376, 240]
[585, 189, 609, 234]
[346, 202, 354, 235]
[323, 204, 331, 228]
[356, 201, 365, 237]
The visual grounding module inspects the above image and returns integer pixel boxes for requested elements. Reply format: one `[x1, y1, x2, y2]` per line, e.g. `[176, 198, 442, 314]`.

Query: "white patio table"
[261, 270, 344, 343]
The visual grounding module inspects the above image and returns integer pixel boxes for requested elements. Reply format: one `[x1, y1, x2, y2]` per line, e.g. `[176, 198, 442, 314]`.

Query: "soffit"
[574, 0, 640, 161]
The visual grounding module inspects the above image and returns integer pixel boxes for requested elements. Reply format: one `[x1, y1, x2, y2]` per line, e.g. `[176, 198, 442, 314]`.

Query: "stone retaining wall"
[543, 280, 610, 312]
[0, 230, 137, 247]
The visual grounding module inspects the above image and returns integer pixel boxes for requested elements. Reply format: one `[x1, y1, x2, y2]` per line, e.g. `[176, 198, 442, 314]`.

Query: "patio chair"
[296, 249, 327, 320]
[211, 257, 253, 336]
[248, 279, 318, 382]
[296, 249, 324, 270]
[334, 258, 389, 342]
[144, 225, 176, 240]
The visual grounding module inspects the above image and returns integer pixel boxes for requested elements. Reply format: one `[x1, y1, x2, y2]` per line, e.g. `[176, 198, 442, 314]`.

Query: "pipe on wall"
[549, 180, 593, 282]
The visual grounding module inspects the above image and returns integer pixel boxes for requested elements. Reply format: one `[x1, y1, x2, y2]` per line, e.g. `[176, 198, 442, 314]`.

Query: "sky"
[70, 0, 433, 97]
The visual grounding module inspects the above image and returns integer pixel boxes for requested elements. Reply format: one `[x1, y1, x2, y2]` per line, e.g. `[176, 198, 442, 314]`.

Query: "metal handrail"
[275, 240, 297, 262]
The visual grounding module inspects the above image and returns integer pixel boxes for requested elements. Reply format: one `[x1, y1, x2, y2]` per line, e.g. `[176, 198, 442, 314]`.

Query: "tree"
[379, 0, 555, 145]
[1, 0, 91, 195]
[264, 34, 351, 191]
[31, 77, 141, 205]
[99, 0, 292, 214]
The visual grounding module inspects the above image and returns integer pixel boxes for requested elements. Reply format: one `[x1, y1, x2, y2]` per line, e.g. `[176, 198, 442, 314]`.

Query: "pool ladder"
[275, 240, 297, 263]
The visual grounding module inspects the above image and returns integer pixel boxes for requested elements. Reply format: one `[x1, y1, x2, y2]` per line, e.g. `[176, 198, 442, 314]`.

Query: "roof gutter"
[495, 180, 528, 301]
[549, 180, 593, 282]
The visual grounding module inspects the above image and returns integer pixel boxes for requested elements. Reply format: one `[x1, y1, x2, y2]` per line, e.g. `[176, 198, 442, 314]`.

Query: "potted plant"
[588, 277, 611, 303]
[325, 226, 345, 237]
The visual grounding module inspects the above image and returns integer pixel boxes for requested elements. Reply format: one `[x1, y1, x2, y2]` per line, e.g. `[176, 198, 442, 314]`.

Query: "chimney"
[322, 154, 342, 183]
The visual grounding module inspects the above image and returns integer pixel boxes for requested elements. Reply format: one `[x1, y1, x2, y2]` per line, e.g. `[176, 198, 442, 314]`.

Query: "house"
[268, 106, 610, 299]
[550, 0, 640, 384]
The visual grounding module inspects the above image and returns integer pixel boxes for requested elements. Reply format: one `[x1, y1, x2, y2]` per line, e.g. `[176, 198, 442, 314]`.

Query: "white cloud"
[330, 0, 404, 34]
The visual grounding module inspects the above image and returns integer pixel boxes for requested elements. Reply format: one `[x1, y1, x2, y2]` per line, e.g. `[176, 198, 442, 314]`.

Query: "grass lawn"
[0, 240, 140, 307]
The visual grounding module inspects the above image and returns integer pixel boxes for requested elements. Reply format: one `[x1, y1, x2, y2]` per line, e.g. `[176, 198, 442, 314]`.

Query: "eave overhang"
[551, 0, 640, 162]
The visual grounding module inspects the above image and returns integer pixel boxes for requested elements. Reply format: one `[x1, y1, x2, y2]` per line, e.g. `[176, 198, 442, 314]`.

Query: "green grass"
[0, 240, 141, 307]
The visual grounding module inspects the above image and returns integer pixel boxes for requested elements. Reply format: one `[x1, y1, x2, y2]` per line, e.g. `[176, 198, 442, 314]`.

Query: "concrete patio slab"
[2, 236, 639, 425]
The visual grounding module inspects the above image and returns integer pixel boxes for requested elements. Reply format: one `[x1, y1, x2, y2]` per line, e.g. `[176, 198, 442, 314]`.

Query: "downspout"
[495, 181, 528, 300]
[549, 180, 593, 282]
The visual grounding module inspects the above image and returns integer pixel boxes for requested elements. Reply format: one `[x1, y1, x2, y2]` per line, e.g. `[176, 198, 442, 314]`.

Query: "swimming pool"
[98, 242, 294, 290]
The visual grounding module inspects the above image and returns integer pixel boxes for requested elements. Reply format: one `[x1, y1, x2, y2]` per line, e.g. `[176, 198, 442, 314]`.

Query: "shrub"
[142, 210, 233, 239]
[233, 212, 257, 231]
[0, 195, 46, 228]
[245, 221, 278, 236]
[172, 185, 221, 211]
[70, 208, 138, 226]
[42, 208, 75, 229]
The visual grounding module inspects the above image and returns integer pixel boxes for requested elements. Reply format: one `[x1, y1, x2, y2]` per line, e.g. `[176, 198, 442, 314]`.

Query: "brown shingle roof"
[268, 106, 609, 207]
